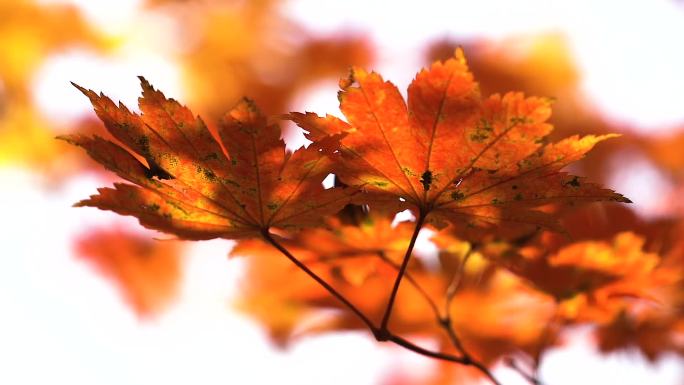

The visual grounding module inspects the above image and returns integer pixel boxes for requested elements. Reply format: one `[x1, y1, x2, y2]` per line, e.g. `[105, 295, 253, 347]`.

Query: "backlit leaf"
[291, 50, 629, 232]
[62, 78, 355, 239]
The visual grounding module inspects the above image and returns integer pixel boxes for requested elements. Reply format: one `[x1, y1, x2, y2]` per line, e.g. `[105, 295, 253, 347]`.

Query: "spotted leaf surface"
[63, 78, 354, 240]
[291, 50, 629, 231]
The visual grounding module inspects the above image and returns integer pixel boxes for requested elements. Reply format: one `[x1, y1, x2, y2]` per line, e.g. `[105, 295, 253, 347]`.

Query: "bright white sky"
[4, 0, 684, 384]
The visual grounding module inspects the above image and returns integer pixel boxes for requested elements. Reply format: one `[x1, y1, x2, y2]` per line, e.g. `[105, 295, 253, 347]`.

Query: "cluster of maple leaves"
[60, 44, 684, 385]
[6, 1, 684, 383]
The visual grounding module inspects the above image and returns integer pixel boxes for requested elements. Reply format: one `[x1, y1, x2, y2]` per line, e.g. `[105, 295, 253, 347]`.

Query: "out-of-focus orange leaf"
[0, 0, 106, 171]
[231, 237, 331, 345]
[593, 222, 684, 360]
[448, 271, 556, 363]
[597, 310, 684, 361]
[293, 214, 415, 285]
[163, 1, 373, 118]
[62, 78, 355, 239]
[75, 227, 184, 317]
[643, 130, 684, 180]
[292, 50, 628, 233]
[484, 232, 663, 301]
[231, 214, 421, 343]
[0, 0, 102, 99]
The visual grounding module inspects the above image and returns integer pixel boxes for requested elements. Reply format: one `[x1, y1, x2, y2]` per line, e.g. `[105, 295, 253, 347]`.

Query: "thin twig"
[505, 357, 543, 385]
[440, 248, 474, 358]
[388, 334, 468, 363]
[445, 248, 473, 313]
[378, 211, 427, 337]
[438, 247, 503, 385]
[261, 229, 377, 331]
[376, 251, 442, 320]
[440, 317, 468, 358]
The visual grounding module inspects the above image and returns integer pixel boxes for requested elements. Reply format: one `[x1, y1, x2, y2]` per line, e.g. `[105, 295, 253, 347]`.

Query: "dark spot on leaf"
[144, 203, 160, 212]
[145, 162, 173, 180]
[514, 193, 523, 201]
[470, 132, 489, 142]
[563, 176, 581, 188]
[267, 203, 278, 210]
[402, 167, 417, 177]
[167, 201, 189, 215]
[512, 185, 518, 190]
[491, 198, 501, 205]
[137, 135, 151, 156]
[510, 116, 530, 125]
[420, 170, 433, 191]
[470, 119, 493, 142]
[200, 167, 216, 181]
[478, 118, 494, 131]
[451, 191, 465, 201]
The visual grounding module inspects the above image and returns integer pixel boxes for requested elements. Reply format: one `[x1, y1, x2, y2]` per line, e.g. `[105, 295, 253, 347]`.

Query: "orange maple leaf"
[75, 227, 183, 317]
[61, 78, 355, 240]
[482, 232, 663, 301]
[290, 49, 629, 231]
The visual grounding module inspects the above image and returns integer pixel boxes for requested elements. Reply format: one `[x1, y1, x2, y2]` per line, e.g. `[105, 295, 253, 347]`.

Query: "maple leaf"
[61, 78, 354, 240]
[481, 232, 664, 302]
[290, 49, 629, 231]
[597, 309, 684, 361]
[75, 227, 183, 317]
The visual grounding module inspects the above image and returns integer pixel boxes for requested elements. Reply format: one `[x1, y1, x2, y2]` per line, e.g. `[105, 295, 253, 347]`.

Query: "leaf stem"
[261, 229, 376, 331]
[376, 252, 441, 320]
[388, 334, 468, 363]
[389, 334, 501, 385]
[438, 248, 503, 385]
[378, 210, 427, 337]
[505, 357, 544, 385]
[445, 249, 473, 313]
